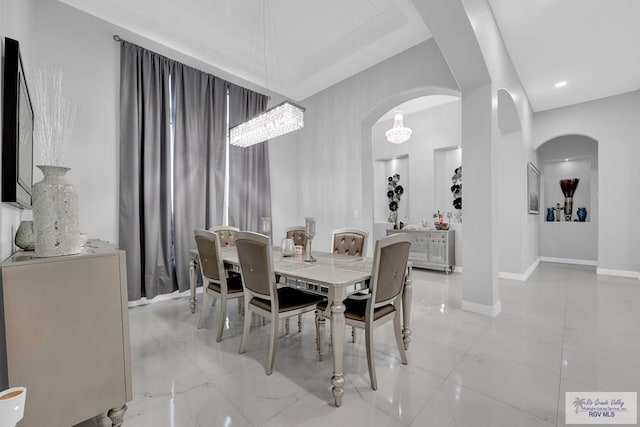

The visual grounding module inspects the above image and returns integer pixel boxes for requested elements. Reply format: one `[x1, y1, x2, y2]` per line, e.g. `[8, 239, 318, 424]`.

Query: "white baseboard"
[596, 268, 640, 280]
[462, 299, 502, 317]
[453, 266, 463, 273]
[128, 287, 201, 308]
[539, 256, 598, 266]
[498, 257, 540, 281]
[523, 257, 541, 280]
[499, 272, 526, 281]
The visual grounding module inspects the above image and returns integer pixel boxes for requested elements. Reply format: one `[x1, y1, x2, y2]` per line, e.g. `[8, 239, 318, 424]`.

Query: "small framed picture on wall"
[527, 162, 540, 214]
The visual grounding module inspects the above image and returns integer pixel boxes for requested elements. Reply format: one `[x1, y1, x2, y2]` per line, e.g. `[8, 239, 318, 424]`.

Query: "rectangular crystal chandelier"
[230, 101, 305, 147]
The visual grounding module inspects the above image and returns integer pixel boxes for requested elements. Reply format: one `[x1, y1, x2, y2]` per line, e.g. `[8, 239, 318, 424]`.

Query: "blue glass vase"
[577, 207, 587, 222]
[546, 207, 555, 222]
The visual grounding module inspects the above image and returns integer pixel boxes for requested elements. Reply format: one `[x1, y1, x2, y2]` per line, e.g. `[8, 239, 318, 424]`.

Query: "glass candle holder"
[304, 217, 316, 262]
[260, 217, 271, 235]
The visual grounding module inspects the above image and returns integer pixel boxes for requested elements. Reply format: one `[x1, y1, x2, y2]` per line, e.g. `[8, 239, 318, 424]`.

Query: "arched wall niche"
[537, 134, 599, 262]
[360, 86, 462, 255]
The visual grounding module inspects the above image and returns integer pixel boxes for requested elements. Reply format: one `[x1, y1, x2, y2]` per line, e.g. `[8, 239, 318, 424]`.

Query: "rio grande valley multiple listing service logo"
[566, 392, 637, 424]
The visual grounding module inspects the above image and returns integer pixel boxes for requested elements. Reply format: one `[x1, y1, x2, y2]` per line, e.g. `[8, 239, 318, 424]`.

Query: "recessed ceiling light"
[564, 158, 569, 162]
[555, 81, 567, 88]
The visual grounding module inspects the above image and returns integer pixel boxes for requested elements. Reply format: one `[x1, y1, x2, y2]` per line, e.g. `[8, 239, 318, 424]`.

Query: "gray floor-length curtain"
[119, 41, 176, 301]
[172, 64, 227, 291]
[228, 84, 271, 232]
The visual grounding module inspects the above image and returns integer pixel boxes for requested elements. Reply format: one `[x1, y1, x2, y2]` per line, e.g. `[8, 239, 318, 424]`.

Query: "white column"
[460, 84, 501, 316]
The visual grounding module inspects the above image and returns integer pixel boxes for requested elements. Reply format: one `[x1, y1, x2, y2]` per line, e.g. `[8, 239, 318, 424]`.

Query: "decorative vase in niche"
[564, 197, 574, 221]
[560, 178, 579, 222]
[32, 165, 80, 257]
[577, 207, 587, 222]
[15, 220, 36, 251]
[546, 207, 555, 222]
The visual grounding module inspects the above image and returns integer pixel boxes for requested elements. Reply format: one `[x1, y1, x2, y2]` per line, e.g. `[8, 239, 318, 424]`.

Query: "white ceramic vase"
[32, 165, 80, 257]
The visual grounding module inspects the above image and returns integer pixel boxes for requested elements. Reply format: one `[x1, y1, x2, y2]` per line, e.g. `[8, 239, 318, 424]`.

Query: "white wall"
[268, 40, 460, 254]
[0, 0, 35, 261]
[534, 91, 640, 275]
[496, 130, 526, 274]
[32, 1, 120, 243]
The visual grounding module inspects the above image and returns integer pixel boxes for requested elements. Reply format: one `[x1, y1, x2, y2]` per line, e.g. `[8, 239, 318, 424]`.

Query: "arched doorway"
[361, 88, 462, 261]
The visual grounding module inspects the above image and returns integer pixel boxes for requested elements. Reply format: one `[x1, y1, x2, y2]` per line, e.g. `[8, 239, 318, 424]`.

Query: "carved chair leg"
[267, 314, 278, 375]
[393, 308, 408, 364]
[216, 294, 227, 342]
[239, 304, 252, 354]
[197, 291, 211, 329]
[365, 322, 377, 390]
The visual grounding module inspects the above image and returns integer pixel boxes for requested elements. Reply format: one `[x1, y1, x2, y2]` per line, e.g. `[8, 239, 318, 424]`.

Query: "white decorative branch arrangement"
[31, 66, 76, 166]
[29, 66, 81, 257]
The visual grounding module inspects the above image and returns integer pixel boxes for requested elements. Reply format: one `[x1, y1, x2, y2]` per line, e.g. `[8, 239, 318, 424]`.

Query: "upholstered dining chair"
[284, 226, 307, 250]
[236, 231, 324, 375]
[331, 227, 368, 257]
[316, 233, 411, 390]
[209, 225, 242, 309]
[283, 225, 309, 333]
[209, 225, 240, 247]
[194, 229, 244, 342]
[331, 227, 369, 341]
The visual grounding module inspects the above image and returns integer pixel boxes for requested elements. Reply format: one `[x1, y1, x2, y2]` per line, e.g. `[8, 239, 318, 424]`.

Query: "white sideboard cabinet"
[387, 229, 455, 273]
[1, 243, 132, 427]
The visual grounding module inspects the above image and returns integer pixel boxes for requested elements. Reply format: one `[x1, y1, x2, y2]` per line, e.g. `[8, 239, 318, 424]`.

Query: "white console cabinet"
[1, 243, 132, 427]
[387, 229, 455, 273]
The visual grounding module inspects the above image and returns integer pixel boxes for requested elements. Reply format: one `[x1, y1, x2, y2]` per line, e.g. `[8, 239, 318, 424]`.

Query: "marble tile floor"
[77, 262, 640, 427]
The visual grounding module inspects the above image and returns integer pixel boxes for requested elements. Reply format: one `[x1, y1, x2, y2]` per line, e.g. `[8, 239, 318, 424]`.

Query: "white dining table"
[188, 248, 413, 407]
